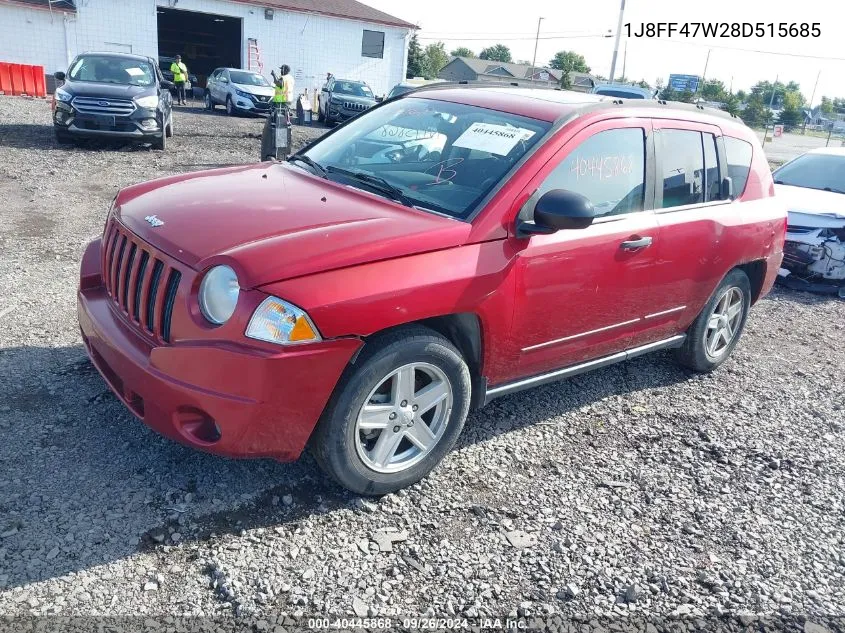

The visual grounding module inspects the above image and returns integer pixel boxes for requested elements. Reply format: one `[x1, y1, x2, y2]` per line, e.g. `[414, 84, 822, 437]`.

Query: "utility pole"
[761, 74, 778, 148]
[695, 49, 711, 101]
[530, 17, 544, 83]
[609, 0, 626, 82]
[802, 70, 821, 135]
[622, 40, 627, 81]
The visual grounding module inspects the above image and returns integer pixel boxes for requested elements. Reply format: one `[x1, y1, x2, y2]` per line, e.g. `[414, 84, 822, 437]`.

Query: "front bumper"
[54, 102, 163, 139]
[233, 94, 273, 114]
[77, 238, 361, 461]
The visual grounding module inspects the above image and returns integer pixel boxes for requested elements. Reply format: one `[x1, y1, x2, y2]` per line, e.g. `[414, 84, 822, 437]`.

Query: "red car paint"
[78, 89, 785, 461]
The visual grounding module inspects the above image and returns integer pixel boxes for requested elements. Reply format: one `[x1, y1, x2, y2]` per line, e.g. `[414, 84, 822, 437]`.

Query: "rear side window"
[723, 136, 753, 197]
[657, 129, 705, 208]
[536, 127, 646, 218]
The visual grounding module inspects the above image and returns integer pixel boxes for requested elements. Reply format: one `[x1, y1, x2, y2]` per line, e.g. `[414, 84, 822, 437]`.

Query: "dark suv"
[52, 52, 174, 150]
[317, 78, 377, 124]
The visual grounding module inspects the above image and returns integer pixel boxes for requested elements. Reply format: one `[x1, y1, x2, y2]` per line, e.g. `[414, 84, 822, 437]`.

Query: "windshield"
[774, 153, 845, 193]
[333, 81, 374, 98]
[68, 55, 155, 87]
[301, 97, 551, 218]
[230, 70, 270, 87]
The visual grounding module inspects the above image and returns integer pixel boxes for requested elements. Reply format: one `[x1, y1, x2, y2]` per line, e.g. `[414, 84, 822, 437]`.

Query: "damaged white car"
[773, 147, 845, 297]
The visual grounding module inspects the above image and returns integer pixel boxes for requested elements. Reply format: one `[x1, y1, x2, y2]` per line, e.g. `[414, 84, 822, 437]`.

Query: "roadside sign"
[668, 74, 700, 93]
[773, 125, 784, 138]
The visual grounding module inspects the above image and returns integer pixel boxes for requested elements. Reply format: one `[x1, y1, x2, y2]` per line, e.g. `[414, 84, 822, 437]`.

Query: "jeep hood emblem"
[144, 215, 164, 227]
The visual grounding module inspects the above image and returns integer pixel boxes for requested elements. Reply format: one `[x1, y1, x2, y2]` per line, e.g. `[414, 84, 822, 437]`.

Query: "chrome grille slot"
[343, 101, 367, 111]
[161, 270, 181, 343]
[132, 251, 149, 322]
[72, 97, 136, 116]
[121, 243, 136, 310]
[146, 260, 164, 333]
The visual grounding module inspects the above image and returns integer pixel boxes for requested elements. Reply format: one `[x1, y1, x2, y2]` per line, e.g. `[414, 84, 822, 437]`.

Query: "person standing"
[270, 64, 295, 122]
[170, 55, 189, 105]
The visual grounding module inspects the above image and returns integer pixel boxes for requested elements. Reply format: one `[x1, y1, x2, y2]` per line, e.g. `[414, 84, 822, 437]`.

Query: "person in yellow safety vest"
[170, 55, 189, 105]
[270, 64, 294, 118]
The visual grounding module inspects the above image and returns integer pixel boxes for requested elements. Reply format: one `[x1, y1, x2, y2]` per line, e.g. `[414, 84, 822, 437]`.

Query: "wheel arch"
[348, 312, 487, 410]
[735, 259, 767, 304]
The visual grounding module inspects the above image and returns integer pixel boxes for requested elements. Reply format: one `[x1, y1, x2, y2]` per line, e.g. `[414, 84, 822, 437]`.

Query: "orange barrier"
[0, 63, 46, 97]
[0, 63, 11, 95]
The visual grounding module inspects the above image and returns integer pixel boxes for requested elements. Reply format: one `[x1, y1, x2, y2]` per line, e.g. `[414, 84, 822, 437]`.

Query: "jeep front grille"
[343, 101, 368, 111]
[102, 220, 181, 343]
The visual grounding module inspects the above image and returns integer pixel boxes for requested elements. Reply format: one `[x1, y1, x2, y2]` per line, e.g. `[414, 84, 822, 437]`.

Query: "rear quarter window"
[723, 136, 753, 198]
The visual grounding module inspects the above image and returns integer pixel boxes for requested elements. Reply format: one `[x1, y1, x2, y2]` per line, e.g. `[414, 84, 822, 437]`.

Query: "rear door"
[645, 120, 732, 343]
[509, 118, 666, 380]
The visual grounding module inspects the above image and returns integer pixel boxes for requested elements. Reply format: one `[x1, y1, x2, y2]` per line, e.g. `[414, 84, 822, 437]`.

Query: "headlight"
[330, 96, 342, 105]
[134, 95, 159, 109]
[235, 89, 251, 98]
[55, 87, 72, 102]
[246, 297, 321, 345]
[198, 265, 239, 325]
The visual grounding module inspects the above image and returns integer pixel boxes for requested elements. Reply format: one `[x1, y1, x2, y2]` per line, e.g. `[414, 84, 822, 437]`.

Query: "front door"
[509, 119, 666, 380]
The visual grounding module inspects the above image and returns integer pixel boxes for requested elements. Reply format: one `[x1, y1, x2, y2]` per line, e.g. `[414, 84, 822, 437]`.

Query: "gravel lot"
[1, 95, 844, 629]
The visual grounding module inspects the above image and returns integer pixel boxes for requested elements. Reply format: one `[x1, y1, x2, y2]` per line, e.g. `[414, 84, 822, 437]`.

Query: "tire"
[165, 114, 173, 138]
[674, 269, 751, 372]
[205, 92, 215, 111]
[317, 103, 325, 123]
[311, 326, 471, 495]
[54, 130, 74, 145]
[152, 127, 166, 151]
[226, 96, 236, 116]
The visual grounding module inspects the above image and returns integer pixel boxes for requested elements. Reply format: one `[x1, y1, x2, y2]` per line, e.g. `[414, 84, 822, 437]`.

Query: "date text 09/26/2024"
[625, 22, 821, 38]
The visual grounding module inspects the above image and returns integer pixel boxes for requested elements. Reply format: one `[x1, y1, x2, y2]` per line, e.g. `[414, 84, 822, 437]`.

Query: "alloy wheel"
[704, 286, 744, 359]
[354, 362, 453, 474]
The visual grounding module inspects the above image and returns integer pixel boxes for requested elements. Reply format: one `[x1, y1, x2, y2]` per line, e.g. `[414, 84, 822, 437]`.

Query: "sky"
[363, 0, 845, 103]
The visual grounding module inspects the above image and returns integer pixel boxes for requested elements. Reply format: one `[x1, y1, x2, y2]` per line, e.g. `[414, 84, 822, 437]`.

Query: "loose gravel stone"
[1, 95, 844, 622]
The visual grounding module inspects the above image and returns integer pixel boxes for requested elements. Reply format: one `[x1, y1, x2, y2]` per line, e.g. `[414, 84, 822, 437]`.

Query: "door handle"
[620, 236, 653, 251]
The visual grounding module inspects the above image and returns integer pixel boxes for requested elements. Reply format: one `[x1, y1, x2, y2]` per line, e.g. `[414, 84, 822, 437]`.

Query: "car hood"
[233, 83, 274, 97]
[775, 184, 845, 228]
[63, 80, 153, 99]
[113, 163, 471, 288]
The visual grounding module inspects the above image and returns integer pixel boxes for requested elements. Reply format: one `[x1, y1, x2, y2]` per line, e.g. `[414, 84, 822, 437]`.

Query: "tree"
[479, 44, 512, 63]
[819, 96, 835, 116]
[549, 51, 590, 73]
[406, 33, 425, 78]
[700, 79, 727, 102]
[422, 41, 449, 80]
[659, 86, 678, 101]
[778, 89, 806, 131]
[723, 94, 741, 116]
[678, 89, 695, 104]
[450, 47, 475, 58]
[741, 93, 772, 127]
[636, 79, 650, 90]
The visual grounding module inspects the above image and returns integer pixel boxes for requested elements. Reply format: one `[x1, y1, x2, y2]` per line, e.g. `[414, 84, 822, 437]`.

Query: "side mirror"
[54, 71, 66, 81]
[161, 80, 175, 90]
[517, 189, 596, 237]
[721, 176, 734, 200]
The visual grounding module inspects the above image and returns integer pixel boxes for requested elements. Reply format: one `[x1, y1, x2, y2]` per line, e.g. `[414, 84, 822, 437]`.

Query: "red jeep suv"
[78, 87, 785, 494]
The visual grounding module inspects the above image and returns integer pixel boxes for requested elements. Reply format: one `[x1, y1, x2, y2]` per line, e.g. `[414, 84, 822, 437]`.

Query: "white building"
[0, 0, 415, 95]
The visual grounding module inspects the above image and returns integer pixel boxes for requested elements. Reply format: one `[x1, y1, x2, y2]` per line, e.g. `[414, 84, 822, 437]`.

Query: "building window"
[362, 30, 385, 58]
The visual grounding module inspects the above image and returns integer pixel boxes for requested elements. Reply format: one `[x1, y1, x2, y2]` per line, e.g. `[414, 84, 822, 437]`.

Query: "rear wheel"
[311, 326, 471, 495]
[674, 269, 751, 372]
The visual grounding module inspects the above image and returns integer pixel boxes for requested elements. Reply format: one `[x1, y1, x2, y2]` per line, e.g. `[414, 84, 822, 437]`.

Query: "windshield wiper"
[287, 154, 327, 178]
[325, 165, 415, 208]
[823, 186, 845, 194]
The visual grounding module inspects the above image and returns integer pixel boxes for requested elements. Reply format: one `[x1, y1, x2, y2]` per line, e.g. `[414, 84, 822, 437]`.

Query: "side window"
[658, 129, 704, 208]
[703, 133, 721, 201]
[723, 136, 753, 198]
[536, 127, 646, 218]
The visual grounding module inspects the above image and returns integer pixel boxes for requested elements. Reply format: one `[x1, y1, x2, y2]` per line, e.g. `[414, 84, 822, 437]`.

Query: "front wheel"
[205, 92, 215, 111]
[225, 96, 236, 116]
[674, 269, 751, 372]
[311, 326, 471, 495]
